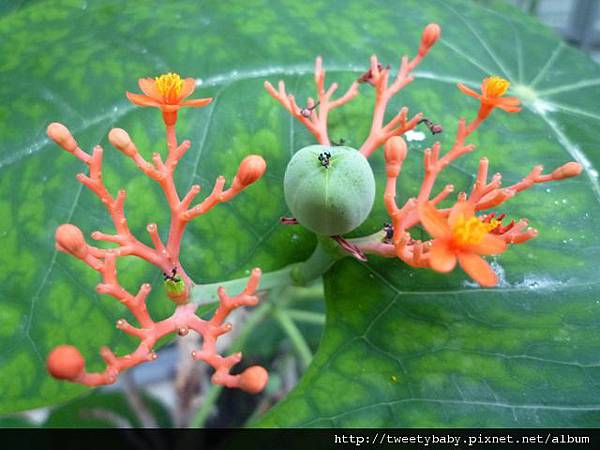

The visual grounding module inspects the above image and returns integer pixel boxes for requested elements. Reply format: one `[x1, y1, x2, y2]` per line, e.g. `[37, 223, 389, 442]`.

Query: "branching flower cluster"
[46, 23, 584, 395]
[266, 23, 582, 287]
[47, 74, 268, 393]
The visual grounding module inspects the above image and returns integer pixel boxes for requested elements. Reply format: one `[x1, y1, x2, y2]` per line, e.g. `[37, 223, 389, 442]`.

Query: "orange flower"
[457, 76, 521, 120]
[418, 199, 507, 287]
[126, 73, 212, 126]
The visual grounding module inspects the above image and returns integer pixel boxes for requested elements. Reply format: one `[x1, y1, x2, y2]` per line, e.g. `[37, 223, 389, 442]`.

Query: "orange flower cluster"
[266, 23, 582, 287]
[46, 73, 268, 391]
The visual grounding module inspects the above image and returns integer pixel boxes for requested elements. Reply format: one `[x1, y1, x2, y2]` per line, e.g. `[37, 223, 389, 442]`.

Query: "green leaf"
[256, 3, 600, 427]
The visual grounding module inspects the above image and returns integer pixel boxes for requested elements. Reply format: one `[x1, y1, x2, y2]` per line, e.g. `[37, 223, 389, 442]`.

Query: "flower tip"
[47, 345, 85, 380]
[47, 122, 78, 152]
[419, 23, 441, 56]
[55, 224, 88, 259]
[238, 365, 268, 394]
[108, 128, 137, 156]
[552, 161, 583, 180]
[384, 136, 407, 177]
[237, 155, 267, 186]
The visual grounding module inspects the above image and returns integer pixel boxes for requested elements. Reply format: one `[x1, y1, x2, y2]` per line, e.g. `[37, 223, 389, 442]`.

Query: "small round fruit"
[284, 145, 375, 236]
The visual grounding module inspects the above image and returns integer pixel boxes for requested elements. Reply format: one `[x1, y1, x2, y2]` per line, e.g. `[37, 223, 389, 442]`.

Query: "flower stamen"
[452, 215, 498, 246]
[483, 76, 510, 98]
[155, 73, 184, 103]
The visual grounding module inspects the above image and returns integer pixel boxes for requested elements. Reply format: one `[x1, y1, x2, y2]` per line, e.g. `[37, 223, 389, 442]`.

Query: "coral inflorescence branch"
[358, 25, 441, 158]
[367, 72, 582, 286]
[264, 56, 359, 146]
[265, 23, 583, 287]
[47, 74, 268, 393]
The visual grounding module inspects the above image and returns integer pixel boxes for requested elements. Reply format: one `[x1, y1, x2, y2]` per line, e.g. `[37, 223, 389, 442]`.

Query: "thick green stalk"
[273, 307, 313, 368]
[190, 235, 343, 304]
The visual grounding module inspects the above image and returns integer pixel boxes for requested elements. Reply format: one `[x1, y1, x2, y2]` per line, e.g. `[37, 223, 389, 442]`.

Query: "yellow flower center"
[483, 76, 510, 98]
[452, 216, 499, 246]
[155, 73, 183, 102]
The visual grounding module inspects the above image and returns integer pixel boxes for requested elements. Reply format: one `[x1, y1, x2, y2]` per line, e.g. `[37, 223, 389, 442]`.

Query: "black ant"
[299, 101, 320, 118]
[163, 267, 181, 283]
[357, 63, 391, 85]
[331, 138, 346, 146]
[318, 151, 332, 168]
[383, 223, 394, 243]
[418, 117, 443, 135]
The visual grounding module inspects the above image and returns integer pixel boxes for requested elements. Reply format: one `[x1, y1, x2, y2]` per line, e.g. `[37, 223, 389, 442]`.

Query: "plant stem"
[273, 307, 313, 369]
[286, 309, 326, 325]
[190, 235, 343, 304]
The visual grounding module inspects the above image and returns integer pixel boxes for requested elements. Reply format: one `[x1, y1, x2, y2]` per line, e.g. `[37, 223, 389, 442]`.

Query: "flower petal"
[448, 199, 475, 228]
[496, 103, 522, 113]
[138, 78, 162, 101]
[467, 234, 507, 255]
[429, 240, 457, 273]
[181, 97, 213, 108]
[126, 92, 161, 108]
[418, 202, 451, 239]
[458, 252, 498, 287]
[177, 78, 197, 101]
[457, 83, 481, 99]
[496, 96, 521, 106]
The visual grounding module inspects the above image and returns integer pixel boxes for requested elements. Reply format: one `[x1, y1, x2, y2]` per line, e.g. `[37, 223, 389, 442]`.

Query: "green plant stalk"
[286, 309, 326, 325]
[273, 307, 313, 369]
[190, 235, 344, 304]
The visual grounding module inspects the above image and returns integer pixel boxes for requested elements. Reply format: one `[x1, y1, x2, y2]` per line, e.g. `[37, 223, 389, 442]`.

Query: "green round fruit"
[284, 145, 376, 236]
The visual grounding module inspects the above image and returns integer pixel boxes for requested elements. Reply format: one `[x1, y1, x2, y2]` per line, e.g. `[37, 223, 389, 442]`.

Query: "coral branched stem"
[75, 271, 263, 390]
[264, 56, 359, 146]
[358, 55, 424, 158]
[47, 74, 268, 391]
[358, 23, 441, 158]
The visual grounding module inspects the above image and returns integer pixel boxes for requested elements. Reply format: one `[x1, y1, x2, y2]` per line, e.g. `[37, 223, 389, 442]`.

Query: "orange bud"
[47, 345, 85, 380]
[419, 23, 441, 56]
[551, 162, 583, 180]
[238, 365, 268, 394]
[237, 155, 266, 186]
[384, 137, 407, 177]
[47, 122, 78, 153]
[55, 224, 88, 259]
[108, 128, 137, 157]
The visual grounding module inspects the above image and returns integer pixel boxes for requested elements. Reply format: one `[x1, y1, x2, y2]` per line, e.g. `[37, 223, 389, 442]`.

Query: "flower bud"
[238, 365, 268, 394]
[47, 345, 85, 380]
[384, 137, 407, 177]
[47, 122, 78, 153]
[551, 162, 583, 180]
[236, 155, 267, 186]
[55, 224, 88, 259]
[108, 128, 137, 157]
[419, 23, 441, 56]
[165, 278, 189, 305]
